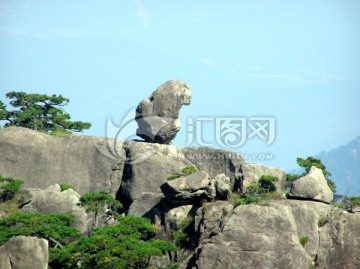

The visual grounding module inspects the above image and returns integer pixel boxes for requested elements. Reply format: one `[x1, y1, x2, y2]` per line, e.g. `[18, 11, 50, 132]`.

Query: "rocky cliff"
[0, 127, 359, 269]
[0, 81, 359, 269]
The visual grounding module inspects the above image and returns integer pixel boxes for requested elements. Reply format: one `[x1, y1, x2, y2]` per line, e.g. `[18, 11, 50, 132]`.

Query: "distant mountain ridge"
[317, 136, 360, 195]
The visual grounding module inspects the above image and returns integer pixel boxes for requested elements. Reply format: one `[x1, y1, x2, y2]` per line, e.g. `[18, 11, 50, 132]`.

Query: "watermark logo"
[96, 109, 276, 163]
[186, 117, 275, 147]
[95, 109, 176, 164]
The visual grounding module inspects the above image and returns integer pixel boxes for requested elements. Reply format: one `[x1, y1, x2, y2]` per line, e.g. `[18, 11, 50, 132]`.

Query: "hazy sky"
[1, 0, 360, 171]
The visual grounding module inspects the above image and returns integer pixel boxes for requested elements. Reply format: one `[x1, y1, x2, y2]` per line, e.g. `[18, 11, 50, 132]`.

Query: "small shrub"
[222, 208, 229, 217]
[318, 215, 329, 227]
[246, 183, 260, 195]
[0, 176, 25, 202]
[234, 195, 262, 206]
[171, 216, 194, 247]
[60, 184, 75, 192]
[79, 191, 122, 218]
[167, 174, 181, 180]
[167, 166, 197, 181]
[341, 196, 360, 212]
[179, 216, 194, 229]
[172, 230, 189, 246]
[285, 173, 301, 190]
[181, 166, 197, 175]
[258, 175, 278, 193]
[299, 236, 309, 246]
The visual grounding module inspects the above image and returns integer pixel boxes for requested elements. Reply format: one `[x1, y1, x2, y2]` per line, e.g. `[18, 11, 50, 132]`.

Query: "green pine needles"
[0, 91, 91, 134]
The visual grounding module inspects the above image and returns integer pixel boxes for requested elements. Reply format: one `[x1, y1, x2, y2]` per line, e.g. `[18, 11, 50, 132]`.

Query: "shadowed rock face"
[135, 80, 191, 144]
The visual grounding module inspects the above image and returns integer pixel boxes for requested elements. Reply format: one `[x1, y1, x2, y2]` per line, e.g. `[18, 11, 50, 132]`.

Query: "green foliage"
[167, 174, 182, 180]
[167, 166, 197, 181]
[50, 216, 177, 269]
[246, 175, 278, 195]
[326, 179, 337, 194]
[79, 191, 122, 218]
[181, 166, 197, 175]
[318, 215, 330, 227]
[0, 175, 25, 202]
[286, 156, 336, 193]
[171, 217, 194, 247]
[179, 216, 194, 228]
[0, 212, 78, 247]
[234, 195, 262, 206]
[258, 175, 278, 193]
[341, 196, 360, 212]
[246, 183, 260, 195]
[285, 173, 301, 190]
[0, 187, 177, 269]
[59, 184, 75, 192]
[172, 229, 189, 247]
[299, 236, 309, 246]
[0, 91, 91, 134]
[232, 175, 280, 207]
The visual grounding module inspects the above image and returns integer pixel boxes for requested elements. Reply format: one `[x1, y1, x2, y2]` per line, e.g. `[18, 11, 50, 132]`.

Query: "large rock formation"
[2, 79, 360, 269]
[18, 184, 90, 234]
[317, 210, 360, 269]
[240, 163, 287, 192]
[183, 200, 332, 269]
[289, 166, 333, 203]
[135, 80, 191, 144]
[0, 127, 124, 196]
[119, 140, 244, 213]
[0, 236, 48, 269]
[161, 171, 212, 205]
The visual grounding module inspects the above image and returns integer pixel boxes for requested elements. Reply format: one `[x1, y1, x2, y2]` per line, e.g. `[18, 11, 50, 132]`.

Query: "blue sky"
[1, 0, 360, 173]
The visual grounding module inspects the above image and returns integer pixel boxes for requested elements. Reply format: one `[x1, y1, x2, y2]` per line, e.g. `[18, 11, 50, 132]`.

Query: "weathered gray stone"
[120, 141, 244, 209]
[120, 140, 193, 208]
[19, 184, 90, 233]
[182, 147, 244, 186]
[183, 200, 333, 269]
[167, 205, 194, 230]
[317, 210, 360, 269]
[0, 127, 124, 196]
[214, 174, 231, 199]
[161, 171, 212, 205]
[128, 192, 164, 218]
[289, 166, 333, 203]
[240, 163, 287, 192]
[135, 80, 191, 144]
[0, 236, 48, 269]
[195, 201, 234, 242]
[275, 200, 332, 259]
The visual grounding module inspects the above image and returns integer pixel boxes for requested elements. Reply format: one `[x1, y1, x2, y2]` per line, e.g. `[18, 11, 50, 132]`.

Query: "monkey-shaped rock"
[135, 80, 191, 144]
